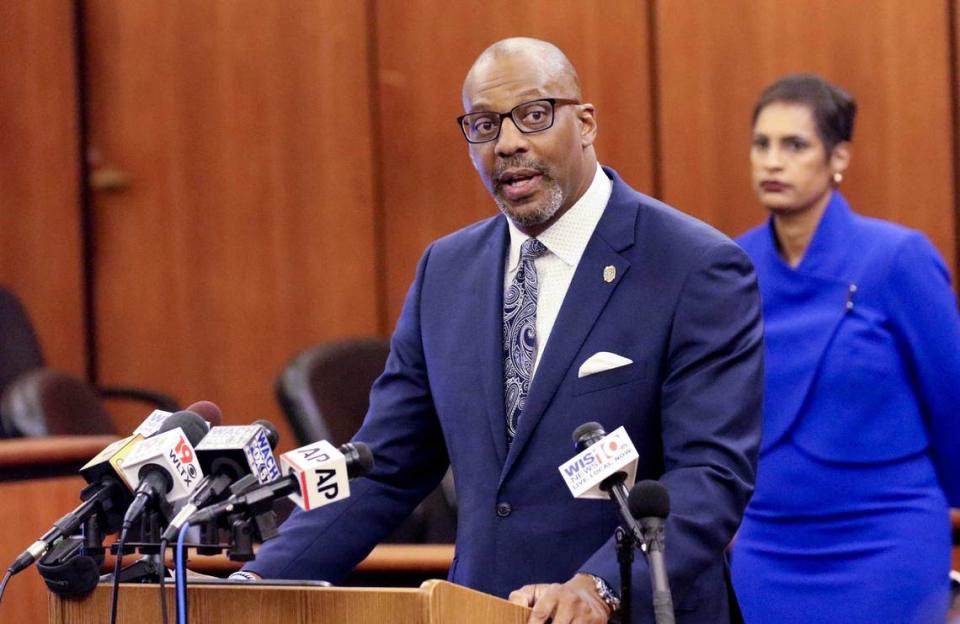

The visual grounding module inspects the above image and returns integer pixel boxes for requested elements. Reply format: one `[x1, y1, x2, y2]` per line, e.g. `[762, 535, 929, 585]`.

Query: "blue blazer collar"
[760, 191, 857, 283]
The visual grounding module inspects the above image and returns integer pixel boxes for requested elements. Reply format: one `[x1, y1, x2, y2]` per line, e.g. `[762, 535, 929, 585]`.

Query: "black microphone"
[188, 441, 374, 525]
[628, 480, 675, 624]
[572, 422, 643, 542]
[120, 411, 210, 531]
[160, 420, 281, 541]
[6, 409, 196, 577]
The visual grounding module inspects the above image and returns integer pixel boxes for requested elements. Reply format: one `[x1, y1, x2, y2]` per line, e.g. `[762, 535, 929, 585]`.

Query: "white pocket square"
[577, 352, 634, 378]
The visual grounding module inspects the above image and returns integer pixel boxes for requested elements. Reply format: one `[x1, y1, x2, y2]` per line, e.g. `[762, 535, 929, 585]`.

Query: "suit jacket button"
[496, 502, 512, 517]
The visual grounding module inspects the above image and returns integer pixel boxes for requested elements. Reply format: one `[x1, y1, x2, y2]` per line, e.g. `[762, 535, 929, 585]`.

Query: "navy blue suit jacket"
[248, 168, 764, 623]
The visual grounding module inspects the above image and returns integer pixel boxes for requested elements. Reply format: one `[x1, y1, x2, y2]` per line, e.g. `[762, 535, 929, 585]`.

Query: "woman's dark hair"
[752, 74, 857, 155]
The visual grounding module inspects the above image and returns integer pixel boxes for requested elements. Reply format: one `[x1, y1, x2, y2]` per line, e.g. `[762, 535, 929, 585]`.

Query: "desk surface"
[180, 543, 455, 574]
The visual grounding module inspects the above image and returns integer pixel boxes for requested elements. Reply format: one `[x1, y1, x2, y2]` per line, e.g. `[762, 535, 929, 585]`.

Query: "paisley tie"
[503, 238, 548, 442]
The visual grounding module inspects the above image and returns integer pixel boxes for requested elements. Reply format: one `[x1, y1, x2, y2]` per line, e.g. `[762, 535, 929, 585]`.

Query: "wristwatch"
[581, 573, 621, 613]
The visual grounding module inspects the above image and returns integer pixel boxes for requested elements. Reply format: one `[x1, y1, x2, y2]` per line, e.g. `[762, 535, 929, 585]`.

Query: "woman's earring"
[832, 172, 844, 187]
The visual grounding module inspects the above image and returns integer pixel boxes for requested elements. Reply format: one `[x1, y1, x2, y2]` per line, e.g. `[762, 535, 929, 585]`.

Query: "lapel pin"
[603, 265, 616, 283]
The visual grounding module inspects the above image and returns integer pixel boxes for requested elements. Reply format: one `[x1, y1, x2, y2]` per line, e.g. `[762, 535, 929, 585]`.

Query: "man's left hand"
[508, 573, 612, 624]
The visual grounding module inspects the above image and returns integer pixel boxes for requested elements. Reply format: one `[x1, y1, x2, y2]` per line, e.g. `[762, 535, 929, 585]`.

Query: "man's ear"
[576, 103, 598, 148]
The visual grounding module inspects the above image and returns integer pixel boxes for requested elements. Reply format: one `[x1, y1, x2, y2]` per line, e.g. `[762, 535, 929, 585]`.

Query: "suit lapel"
[500, 178, 637, 484]
[473, 218, 510, 468]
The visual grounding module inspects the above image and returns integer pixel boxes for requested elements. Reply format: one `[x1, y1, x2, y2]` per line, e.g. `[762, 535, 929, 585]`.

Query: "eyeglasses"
[457, 98, 581, 144]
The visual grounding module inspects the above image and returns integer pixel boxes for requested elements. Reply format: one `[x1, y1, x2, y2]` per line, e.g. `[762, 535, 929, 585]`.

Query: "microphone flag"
[558, 426, 639, 499]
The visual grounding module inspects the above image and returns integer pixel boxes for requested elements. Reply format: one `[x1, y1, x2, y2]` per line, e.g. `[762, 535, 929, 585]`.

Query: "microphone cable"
[109, 517, 144, 624]
[0, 569, 12, 607]
[158, 539, 170, 624]
[175, 521, 191, 624]
[108, 525, 131, 624]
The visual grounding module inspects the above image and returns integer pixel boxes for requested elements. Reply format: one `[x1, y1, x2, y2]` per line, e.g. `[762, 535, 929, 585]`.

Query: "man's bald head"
[459, 38, 598, 238]
[462, 37, 582, 104]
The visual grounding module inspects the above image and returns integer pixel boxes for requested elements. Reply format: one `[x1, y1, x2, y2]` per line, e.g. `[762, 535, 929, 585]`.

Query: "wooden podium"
[49, 579, 531, 623]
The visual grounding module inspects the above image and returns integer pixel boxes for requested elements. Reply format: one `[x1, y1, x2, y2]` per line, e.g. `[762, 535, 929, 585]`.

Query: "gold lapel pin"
[603, 265, 616, 283]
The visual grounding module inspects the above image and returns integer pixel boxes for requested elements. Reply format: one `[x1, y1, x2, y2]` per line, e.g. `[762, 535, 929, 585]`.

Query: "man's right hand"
[508, 573, 612, 624]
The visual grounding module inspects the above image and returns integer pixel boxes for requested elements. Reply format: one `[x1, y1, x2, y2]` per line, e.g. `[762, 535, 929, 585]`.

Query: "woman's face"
[750, 101, 847, 215]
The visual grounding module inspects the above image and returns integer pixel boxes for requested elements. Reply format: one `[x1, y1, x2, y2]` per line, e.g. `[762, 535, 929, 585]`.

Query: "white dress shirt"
[504, 163, 612, 375]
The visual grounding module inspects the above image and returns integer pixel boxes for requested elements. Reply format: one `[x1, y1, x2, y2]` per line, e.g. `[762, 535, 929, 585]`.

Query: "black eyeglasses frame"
[457, 97, 581, 144]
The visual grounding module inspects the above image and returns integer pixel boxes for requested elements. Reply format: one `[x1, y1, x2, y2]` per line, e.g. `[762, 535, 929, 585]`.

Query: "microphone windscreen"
[37, 553, 100, 597]
[572, 421, 605, 450]
[185, 400, 223, 427]
[628, 480, 671, 519]
[340, 442, 375, 479]
[159, 411, 209, 446]
[252, 419, 280, 449]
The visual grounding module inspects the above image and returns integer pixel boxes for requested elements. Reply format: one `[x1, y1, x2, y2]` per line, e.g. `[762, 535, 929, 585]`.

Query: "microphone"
[119, 411, 209, 530]
[183, 400, 223, 427]
[188, 441, 374, 524]
[6, 409, 188, 576]
[561, 422, 642, 540]
[161, 420, 281, 542]
[628, 481, 675, 624]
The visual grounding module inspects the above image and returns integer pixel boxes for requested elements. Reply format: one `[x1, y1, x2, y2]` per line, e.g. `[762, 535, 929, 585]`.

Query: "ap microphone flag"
[280, 440, 354, 511]
[558, 426, 639, 499]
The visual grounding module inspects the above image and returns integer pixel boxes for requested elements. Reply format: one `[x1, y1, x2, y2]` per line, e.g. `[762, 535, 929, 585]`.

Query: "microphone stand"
[615, 526, 633, 624]
[640, 519, 675, 624]
[108, 497, 172, 584]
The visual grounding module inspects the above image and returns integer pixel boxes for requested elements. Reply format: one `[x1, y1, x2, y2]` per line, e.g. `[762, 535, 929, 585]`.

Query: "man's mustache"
[493, 158, 549, 186]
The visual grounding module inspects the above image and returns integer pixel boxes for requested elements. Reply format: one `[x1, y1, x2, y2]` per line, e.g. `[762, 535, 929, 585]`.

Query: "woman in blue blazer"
[732, 74, 960, 623]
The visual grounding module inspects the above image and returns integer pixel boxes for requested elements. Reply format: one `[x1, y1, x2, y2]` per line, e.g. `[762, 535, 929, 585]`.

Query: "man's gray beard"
[494, 179, 564, 228]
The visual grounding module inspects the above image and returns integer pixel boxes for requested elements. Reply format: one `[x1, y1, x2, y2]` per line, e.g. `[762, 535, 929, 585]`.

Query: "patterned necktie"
[503, 238, 548, 442]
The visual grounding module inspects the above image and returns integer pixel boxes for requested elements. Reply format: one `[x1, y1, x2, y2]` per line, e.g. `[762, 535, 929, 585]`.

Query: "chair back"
[1, 369, 117, 437]
[274, 338, 457, 543]
[0, 287, 45, 394]
[275, 338, 390, 446]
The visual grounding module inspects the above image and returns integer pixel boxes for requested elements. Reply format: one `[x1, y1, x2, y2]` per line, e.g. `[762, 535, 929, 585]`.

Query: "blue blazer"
[249, 168, 764, 622]
[737, 192, 960, 505]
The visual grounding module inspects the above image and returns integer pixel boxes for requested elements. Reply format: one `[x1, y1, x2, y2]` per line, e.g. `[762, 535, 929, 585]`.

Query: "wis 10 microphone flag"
[558, 425, 639, 499]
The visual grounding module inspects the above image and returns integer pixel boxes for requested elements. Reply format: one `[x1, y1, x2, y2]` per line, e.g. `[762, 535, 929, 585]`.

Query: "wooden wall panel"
[656, 0, 957, 270]
[82, 1, 379, 441]
[955, 0, 960, 276]
[374, 1, 654, 321]
[0, 2, 86, 375]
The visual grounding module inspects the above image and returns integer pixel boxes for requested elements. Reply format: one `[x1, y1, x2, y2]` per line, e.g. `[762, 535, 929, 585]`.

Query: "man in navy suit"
[245, 38, 763, 624]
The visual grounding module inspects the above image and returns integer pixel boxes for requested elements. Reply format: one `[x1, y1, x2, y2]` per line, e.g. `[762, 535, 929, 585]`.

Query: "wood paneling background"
[81, 1, 379, 439]
[0, 1, 86, 375]
[955, 0, 960, 262]
[1, 0, 957, 442]
[374, 0, 654, 321]
[656, 0, 957, 267]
